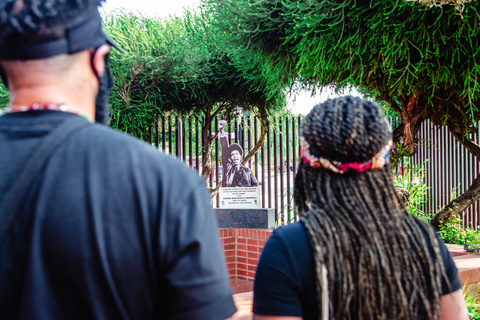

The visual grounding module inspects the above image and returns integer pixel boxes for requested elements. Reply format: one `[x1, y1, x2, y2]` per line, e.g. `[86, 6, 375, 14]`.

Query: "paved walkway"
[229, 292, 253, 320]
[230, 278, 254, 294]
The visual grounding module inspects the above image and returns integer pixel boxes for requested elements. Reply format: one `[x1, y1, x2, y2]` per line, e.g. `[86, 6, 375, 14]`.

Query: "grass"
[465, 286, 480, 319]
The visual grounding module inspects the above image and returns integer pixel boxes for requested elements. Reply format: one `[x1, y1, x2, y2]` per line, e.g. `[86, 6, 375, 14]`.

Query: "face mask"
[91, 49, 112, 125]
[94, 56, 112, 125]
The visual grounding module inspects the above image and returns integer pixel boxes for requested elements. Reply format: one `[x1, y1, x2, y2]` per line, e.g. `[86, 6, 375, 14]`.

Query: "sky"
[102, 0, 361, 115]
[101, 0, 201, 18]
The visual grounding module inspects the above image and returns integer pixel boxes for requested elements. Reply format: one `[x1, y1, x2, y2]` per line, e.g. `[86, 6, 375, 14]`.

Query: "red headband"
[300, 136, 392, 174]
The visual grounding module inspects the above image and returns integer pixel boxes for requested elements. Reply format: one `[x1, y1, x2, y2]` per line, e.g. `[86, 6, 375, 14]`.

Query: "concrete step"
[449, 244, 480, 292]
[445, 244, 470, 257]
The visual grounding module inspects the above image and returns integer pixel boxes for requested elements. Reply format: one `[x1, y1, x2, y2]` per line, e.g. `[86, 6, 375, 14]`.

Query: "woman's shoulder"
[269, 222, 312, 256]
[274, 221, 308, 238]
[256, 221, 318, 319]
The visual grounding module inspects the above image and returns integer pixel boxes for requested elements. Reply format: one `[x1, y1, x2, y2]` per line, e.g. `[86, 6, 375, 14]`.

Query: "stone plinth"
[215, 208, 275, 229]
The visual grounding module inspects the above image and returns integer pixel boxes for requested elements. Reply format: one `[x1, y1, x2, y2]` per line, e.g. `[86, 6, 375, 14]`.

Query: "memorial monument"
[216, 120, 274, 228]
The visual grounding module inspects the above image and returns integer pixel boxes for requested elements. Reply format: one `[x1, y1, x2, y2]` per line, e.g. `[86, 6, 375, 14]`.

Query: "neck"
[8, 85, 95, 120]
[2, 52, 97, 121]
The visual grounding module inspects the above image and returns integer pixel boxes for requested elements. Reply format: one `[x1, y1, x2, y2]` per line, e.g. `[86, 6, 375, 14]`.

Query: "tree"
[0, 83, 7, 108]
[104, 9, 286, 190]
[205, 0, 480, 226]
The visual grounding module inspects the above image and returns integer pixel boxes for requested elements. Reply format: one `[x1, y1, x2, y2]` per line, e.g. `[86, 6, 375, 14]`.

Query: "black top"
[0, 111, 236, 320]
[253, 221, 461, 319]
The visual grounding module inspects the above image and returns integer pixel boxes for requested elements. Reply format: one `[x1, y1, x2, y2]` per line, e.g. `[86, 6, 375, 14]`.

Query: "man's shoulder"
[75, 124, 204, 188]
[82, 124, 158, 152]
[83, 125, 177, 160]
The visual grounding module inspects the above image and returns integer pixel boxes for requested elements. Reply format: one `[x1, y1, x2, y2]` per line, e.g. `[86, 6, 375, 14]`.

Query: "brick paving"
[229, 279, 254, 319]
[229, 292, 253, 320]
[230, 278, 254, 294]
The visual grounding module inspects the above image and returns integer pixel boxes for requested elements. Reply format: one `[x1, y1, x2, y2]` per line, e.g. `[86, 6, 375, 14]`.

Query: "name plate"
[219, 187, 260, 209]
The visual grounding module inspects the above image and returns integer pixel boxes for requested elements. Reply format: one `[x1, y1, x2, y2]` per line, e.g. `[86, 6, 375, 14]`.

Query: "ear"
[91, 44, 110, 76]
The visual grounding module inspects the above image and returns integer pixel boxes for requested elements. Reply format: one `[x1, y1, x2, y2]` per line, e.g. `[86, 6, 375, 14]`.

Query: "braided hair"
[0, 0, 103, 46]
[294, 96, 446, 319]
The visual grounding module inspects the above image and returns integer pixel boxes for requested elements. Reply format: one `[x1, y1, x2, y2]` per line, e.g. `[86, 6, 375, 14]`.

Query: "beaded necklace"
[0, 103, 92, 122]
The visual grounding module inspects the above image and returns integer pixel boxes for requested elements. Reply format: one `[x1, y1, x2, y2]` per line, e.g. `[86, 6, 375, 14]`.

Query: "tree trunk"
[450, 130, 480, 162]
[200, 112, 215, 182]
[390, 117, 424, 165]
[431, 129, 480, 228]
[431, 173, 480, 229]
[209, 180, 223, 198]
[384, 93, 480, 229]
[388, 92, 425, 164]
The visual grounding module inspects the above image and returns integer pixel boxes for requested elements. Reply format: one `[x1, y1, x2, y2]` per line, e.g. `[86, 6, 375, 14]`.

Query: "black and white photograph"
[218, 120, 259, 188]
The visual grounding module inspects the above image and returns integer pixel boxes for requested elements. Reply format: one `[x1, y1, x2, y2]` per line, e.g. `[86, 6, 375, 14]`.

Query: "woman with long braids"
[252, 96, 468, 320]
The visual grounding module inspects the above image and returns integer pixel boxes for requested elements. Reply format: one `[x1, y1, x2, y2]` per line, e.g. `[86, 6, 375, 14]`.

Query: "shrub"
[465, 286, 480, 319]
[438, 217, 480, 245]
[393, 161, 430, 222]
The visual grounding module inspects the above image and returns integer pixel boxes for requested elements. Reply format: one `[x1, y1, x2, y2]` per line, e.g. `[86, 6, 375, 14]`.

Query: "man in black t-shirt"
[0, 1, 236, 319]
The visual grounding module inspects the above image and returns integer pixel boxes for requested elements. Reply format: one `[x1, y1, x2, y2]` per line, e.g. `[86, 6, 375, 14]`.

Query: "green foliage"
[438, 217, 480, 245]
[104, 9, 287, 141]
[467, 295, 480, 319]
[206, 0, 480, 134]
[417, 179, 478, 244]
[393, 161, 431, 222]
[0, 83, 7, 108]
[468, 306, 480, 320]
[276, 204, 298, 227]
[464, 286, 480, 319]
[276, 191, 298, 227]
[104, 12, 192, 139]
[435, 183, 480, 244]
[380, 100, 400, 119]
[271, 106, 295, 117]
[391, 161, 480, 245]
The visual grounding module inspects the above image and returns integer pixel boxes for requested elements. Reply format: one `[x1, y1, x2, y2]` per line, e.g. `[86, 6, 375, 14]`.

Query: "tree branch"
[209, 181, 222, 198]
[211, 102, 228, 119]
[449, 126, 480, 162]
[430, 125, 480, 228]
[431, 173, 480, 229]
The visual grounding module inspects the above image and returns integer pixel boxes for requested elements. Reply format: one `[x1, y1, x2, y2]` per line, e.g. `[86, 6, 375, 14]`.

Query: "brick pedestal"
[219, 228, 273, 281]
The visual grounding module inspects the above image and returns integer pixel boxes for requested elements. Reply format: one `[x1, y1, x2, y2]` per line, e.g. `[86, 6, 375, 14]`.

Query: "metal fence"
[409, 121, 480, 228]
[149, 115, 302, 224]
[149, 115, 480, 227]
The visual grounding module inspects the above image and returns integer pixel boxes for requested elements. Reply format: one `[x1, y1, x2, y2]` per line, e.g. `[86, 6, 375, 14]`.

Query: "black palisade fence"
[149, 115, 480, 228]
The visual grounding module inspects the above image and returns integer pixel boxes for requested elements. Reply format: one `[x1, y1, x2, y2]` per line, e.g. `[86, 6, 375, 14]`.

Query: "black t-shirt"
[0, 111, 236, 320]
[253, 220, 461, 319]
